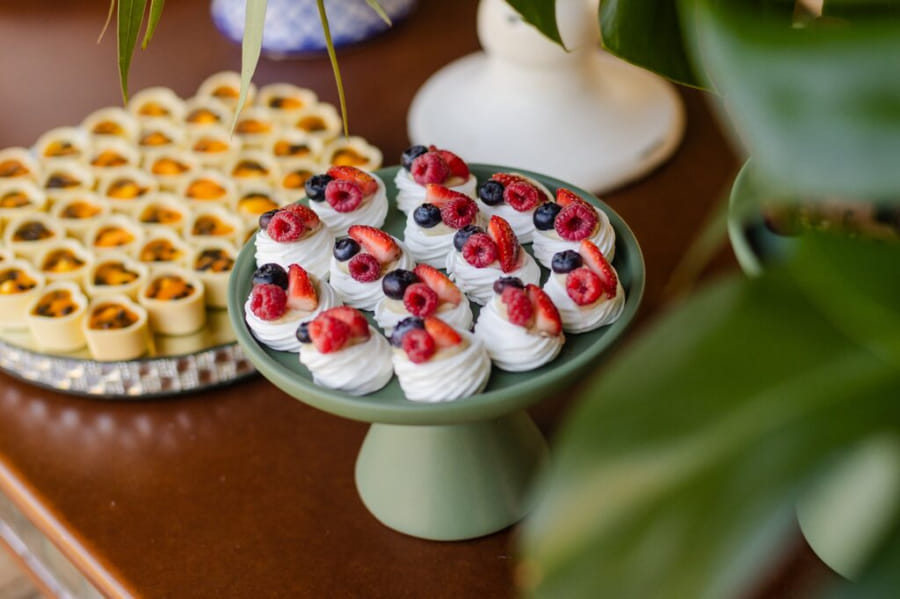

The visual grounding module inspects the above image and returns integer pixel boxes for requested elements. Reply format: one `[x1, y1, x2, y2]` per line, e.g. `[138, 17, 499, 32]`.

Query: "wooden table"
[0, 1, 829, 597]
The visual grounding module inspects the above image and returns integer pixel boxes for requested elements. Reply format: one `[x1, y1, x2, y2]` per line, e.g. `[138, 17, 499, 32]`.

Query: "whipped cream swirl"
[392, 331, 491, 402]
[329, 240, 415, 311]
[299, 326, 394, 395]
[393, 169, 477, 214]
[474, 296, 564, 372]
[445, 250, 541, 305]
[402, 210, 485, 268]
[374, 296, 474, 335]
[543, 272, 625, 334]
[244, 278, 340, 352]
[308, 175, 389, 236]
[532, 208, 616, 268]
[474, 175, 552, 243]
[254, 225, 334, 280]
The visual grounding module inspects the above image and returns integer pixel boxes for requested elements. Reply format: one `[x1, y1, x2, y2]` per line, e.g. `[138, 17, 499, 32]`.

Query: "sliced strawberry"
[492, 172, 548, 203]
[526, 284, 562, 337]
[286, 264, 318, 312]
[323, 306, 370, 342]
[487, 215, 519, 273]
[424, 184, 468, 208]
[437, 149, 469, 181]
[424, 316, 462, 349]
[414, 264, 462, 306]
[347, 225, 401, 265]
[326, 165, 378, 196]
[283, 203, 321, 230]
[556, 187, 590, 208]
[579, 240, 618, 299]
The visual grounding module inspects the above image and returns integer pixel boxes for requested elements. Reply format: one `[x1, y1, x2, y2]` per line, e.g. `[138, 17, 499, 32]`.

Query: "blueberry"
[391, 316, 425, 347]
[551, 250, 583, 274]
[401, 145, 428, 171]
[413, 203, 442, 228]
[492, 276, 524, 295]
[296, 321, 311, 343]
[333, 237, 361, 261]
[478, 180, 505, 206]
[453, 224, 484, 252]
[533, 202, 562, 231]
[382, 269, 420, 300]
[252, 263, 288, 288]
[305, 174, 332, 202]
[258, 209, 279, 230]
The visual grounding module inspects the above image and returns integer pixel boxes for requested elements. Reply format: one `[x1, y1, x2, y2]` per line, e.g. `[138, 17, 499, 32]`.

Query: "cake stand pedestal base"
[355, 410, 548, 541]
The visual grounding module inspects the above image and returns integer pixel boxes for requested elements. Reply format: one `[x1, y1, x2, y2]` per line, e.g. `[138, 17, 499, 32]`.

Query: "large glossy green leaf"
[117, 0, 148, 102]
[233, 0, 267, 125]
[141, 0, 165, 49]
[506, 0, 564, 47]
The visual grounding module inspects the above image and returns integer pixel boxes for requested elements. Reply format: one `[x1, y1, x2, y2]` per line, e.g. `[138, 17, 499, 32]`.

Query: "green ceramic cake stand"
[228, 165, 645, 541]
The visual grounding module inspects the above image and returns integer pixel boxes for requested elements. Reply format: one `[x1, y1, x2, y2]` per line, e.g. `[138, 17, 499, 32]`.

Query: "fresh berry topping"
[266, 210, 306, 242]
[382, 269, 420, 300]
[551, 249, 583, 274]
[401, 145, 428, 171]
[252, 263, 288, 288]
[578, 240, 618, 298]
[308, 314, 350, 353]
[462, 233, 498, 268]
[403, 282, 439, 317]
[556, 187, 590, 208]
[527, 284, 562, 336]
[250, 283, 287, 320]
[533, 202, 562, 231]
[453, 225, 483, 252]
[436, 149, 470, 181]
[258, 209, 279, 230]
[504, 180, 542, 212]
[555, 203, 599, 241]
[325, 179, 363, 213]
[347, 225, 401, 264]
[322, 306, 370, 341]
[492, 276, 524, 295]
[410, 151, 450, 185]
[283, 203, 321, 230]
[348, 253, 382, 282]
[326, 165, 378, 196]
[402, 328, 436, 364]
[390, 316, 424, 347]
[565, 267, 603, 306]
[487, 215, 519, 273]
[414, 264, 462, 306]
[287, 264, 318, 311]
[478, 180, 505, 206]
[424, 183, 467, 208]
[491, 172, 527, 187]
[296, 321, 311, 343]
[440, 196, 478, 229]
[500, 286, 534, 328]
[413, 203, 442, 228]
[304, 174, 333, 201]
[424, 316, 462, 348]
[333, 237, 360, 261]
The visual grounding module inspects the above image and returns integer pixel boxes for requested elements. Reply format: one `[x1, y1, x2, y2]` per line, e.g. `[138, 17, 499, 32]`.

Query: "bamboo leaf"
[366, 0, 392, 26]
[117, 0, 148, 103]
[97, 0, 115, 44]
[141, 0, 165, 49]
[317, 0, 349, 137]
[233, 0, 268, 127]
[506, 0, 564, 47]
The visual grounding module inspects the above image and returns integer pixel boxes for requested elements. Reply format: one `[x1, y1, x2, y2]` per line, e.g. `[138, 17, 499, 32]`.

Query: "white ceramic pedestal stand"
[408, 0, 685, 194]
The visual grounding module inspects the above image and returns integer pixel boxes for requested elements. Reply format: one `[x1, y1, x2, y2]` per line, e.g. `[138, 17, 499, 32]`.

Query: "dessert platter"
[229, 150, 645, 540]
[0, 72, 384, 397]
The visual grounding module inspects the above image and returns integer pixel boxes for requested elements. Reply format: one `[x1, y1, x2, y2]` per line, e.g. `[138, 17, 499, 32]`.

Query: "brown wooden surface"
[0, 1, 830, 597]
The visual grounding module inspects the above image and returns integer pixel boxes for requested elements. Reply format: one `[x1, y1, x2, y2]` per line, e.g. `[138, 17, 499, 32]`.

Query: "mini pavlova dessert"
[329, 225, 414, 311]
[403, 184, 482, 268]
[543, 240, 625, 334]
[305, 166, 388, 236]
[254, 203, 333, 279]
[474, 277, 564, 372]
[474, 172, 552, 243]
[394, 145, 476, 214]
[531, 187, 616, 268]
[390, 316, 490, 402]
[244, 262, 339, 352]
[445, 215, 540, 305]
[374, 264, 473, 335]
[297, 306, 393, 395]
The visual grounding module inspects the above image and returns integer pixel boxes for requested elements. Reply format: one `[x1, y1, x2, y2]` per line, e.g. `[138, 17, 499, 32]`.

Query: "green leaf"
[505, 0, 564, 47]
[97, 0, 115, 44]
[366, 0, 392, 26]
[233, 0, 268, 126]
[141, 0, 165, 49]
[117, 0, 148, 103]
[317, 0, 349, 137]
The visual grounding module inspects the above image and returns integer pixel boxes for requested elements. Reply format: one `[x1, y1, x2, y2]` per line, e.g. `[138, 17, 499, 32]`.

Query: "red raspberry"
[325, 179, 363, 213]
[440, 197, 478, 229]
[410, 151, 450, 185]
[249, 283, 287, 320]
[565, 267, 603, 306]
[555, 203, 599, 241]
[503, 180, 542, 212]
[403, 282, 439, 317]
[308, 314, 350, 354]
[402, 328, 436, 364]
[266, 210, 306, 242]
[348, 253, 381, 282]
[500, 286, 534, 327]
[461, 233, 498, 268]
